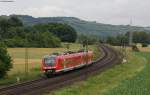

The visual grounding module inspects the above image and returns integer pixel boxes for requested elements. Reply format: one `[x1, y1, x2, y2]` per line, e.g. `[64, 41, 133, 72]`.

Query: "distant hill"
[3, 15, 150, 37]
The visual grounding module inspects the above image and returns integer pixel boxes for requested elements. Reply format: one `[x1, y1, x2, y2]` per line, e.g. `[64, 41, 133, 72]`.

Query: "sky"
[0, 0, 149, 26]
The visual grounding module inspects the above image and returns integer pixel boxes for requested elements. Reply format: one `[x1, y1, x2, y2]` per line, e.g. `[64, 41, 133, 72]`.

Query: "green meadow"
[48, 50, 150, 95]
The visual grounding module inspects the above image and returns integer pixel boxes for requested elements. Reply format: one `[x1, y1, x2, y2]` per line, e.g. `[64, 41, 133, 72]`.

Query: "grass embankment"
[0, 43, 97, 86]
[104, 52, 150, 95]
[48, 51, 148, 95]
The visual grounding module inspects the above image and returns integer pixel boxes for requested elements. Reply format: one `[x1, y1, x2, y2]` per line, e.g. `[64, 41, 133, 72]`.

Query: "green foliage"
[133, 32, 149, 44]
[0, 16, 78, 48]
[142, 43, 148, 47]
[132, 45, 140, 52]
[77, 34, 99, 45]
[126, 31, 150, 44]
[0, 18, 9, 36]
[34, 23, 77, 43]
[40, 32, 61, 48]
[8, 16, 23, 27]
[0, 42, 12, 78]
[4, 37, 25, 47]
[104, 52, 150, 95]
[49, 52, 147, 95]
[106, 35, 128, 46]
[107, 31, 150, 46]
[15, 15, 150, 37]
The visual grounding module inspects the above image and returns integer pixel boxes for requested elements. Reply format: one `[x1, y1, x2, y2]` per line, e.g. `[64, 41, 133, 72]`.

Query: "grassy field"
[2, 44, 150, 95]
[0, 43, 98, 86]
[47, 48, 149, 95]
[114, 45, 150, 52]
[139, 47, 150, 52]
[103, 52, 150, 95]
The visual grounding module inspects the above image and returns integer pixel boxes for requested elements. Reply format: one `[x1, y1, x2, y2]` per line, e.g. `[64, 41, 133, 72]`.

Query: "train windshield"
[44, 55, 56, 67]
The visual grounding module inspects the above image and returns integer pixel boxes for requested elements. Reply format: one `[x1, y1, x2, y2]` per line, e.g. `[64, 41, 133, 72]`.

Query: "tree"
[40, 32, 61, 48]
[1, 16, 78, 48]
[0, 42, 12, 78]
[126, 31, 149, 44]
[106, 34, 128, 46]
[0, 18, 9, 38]
[33, 23, 77, 43]
[8, 16, 23, 27]
[106, 31, 150, 46]
[77, 34, 99, 45]
[115, 35, 128, 46]
[25, 31, 61, 48]
[106, 36, 116, 45]
[47, 23, 77, 42]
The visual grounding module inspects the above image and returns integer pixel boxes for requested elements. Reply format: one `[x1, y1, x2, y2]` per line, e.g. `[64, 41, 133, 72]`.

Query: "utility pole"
[25, 34, 29, 76]
[129, 18, 133, 46]
[122, 18, 133, 64]
[86, 40, 88, 64]
[82, 40, 88, 64]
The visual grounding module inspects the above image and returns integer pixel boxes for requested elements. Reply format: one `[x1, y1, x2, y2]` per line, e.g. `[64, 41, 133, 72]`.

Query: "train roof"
[43, 50, 92, 58]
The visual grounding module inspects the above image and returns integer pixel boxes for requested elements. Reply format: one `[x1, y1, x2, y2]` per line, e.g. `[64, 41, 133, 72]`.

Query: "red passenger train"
[41, 50, 93, 77]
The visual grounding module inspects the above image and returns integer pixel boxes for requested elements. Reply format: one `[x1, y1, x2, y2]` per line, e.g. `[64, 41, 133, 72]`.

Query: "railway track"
[0, 45, 123, 95]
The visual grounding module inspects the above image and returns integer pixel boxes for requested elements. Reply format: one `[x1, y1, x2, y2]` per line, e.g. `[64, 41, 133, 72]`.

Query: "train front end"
[41, 54, 57, 75]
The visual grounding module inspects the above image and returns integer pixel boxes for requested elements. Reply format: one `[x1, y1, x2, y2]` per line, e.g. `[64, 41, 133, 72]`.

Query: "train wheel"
[45, 70, 55, 78]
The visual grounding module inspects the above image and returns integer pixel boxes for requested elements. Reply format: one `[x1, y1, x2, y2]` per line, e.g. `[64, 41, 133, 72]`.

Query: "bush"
[0, 42, 12, 78]
[132, 45, 140, 52]
[142, 43, 148, 47]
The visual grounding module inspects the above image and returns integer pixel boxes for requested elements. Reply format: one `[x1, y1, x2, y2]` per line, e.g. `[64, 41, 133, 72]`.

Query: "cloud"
[0, 0, 150, 26]
[22, 6, 72, 17]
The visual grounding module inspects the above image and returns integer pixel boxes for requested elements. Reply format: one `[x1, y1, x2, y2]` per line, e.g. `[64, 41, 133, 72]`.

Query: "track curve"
[0, 44, 123, 95]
